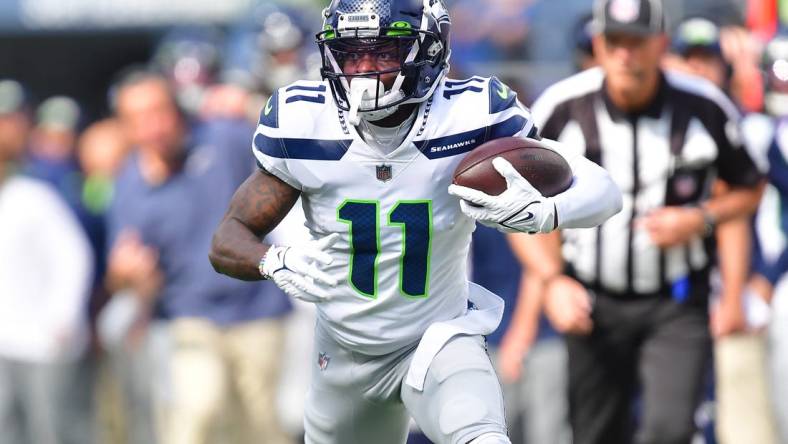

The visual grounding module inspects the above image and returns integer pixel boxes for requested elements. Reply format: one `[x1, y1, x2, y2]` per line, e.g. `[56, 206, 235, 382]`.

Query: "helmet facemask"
[316, 1, 450, 125]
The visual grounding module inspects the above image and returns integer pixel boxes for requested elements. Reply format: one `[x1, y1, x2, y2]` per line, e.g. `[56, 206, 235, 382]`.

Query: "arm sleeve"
[539, 138, 623, 229]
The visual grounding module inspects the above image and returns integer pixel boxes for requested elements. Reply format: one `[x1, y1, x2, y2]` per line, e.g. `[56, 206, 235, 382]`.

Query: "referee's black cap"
[592, 0, 666, 36]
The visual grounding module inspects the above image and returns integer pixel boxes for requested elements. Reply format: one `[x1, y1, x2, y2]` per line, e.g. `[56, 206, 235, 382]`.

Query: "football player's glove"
[448, 157, 557, 234]
[261, 234, 339, 303]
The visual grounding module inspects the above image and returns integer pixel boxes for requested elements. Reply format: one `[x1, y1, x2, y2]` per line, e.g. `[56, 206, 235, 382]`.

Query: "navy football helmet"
[316, 0, 451, 123]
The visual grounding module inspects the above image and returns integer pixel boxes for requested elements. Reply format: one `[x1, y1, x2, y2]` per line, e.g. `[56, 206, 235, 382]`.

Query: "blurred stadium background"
[0, 0, 743, 117]
[1, 0, 787, 443]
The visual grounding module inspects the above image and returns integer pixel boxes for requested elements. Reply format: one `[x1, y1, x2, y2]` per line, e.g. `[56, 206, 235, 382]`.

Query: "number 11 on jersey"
[337, 200, 432, 299]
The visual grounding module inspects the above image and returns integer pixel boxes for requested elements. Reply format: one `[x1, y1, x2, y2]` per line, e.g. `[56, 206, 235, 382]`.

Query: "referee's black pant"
[566, 291, 711, 444]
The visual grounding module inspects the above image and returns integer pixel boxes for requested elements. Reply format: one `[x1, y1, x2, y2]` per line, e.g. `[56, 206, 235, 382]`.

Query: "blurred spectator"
[0, 80, 31, 160]
[76, 118, 132, 341]
[30, 96, 81, 161]
[152, 26, 223, 117]
[493, 16, 598, 442]
[748, 33, 788, 443]
[24, 96, 84, 208]
[70, 118, 130, 444]
[670, 16, 778, 444]
[530, 1, 764, 443]
[669, 18, 729, 89]
[719, 25, 765, 113]
[105, 68, 293, 444]
[762, 34, 788, 117]
[450, 0, 532, 69]
[151, 25, 273, 123]
[491, 227, 571, 444]
[0, 79, 94, 444]
[26, 96, 119, 444]
[665, 17, 764, 112]
[572, 13, 597, 71]
[77, 118, 129, 216]
[222, 4, 321, 97]
[212, 4, 321, 124]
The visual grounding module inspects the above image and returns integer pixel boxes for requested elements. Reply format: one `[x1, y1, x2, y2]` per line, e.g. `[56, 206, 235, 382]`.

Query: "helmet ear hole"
[425, 41, 443, 61]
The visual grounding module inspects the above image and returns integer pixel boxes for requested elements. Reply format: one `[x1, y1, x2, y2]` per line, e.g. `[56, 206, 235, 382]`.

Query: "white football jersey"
[253, 76, 537, 356]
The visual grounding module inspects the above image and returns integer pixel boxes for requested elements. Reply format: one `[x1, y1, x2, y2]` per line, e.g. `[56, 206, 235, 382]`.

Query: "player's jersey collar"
[342, 92, 435, 160]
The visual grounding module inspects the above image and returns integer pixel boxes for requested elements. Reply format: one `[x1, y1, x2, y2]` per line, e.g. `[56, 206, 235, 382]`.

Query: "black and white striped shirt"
[532, 67, 761, 297]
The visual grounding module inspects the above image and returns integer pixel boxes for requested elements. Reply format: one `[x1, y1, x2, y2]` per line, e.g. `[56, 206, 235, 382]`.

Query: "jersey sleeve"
[251, 89, 303, 190]
[708, 96, 762, 187]
[487, 77, 538, 140]
[530, 77, 579, 141]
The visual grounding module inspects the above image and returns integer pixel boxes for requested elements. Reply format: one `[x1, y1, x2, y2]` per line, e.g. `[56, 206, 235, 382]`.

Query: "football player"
[209, 1, 622, 443]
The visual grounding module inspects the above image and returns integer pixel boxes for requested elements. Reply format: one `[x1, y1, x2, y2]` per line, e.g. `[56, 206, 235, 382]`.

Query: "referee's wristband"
[696, 206, 716, 238]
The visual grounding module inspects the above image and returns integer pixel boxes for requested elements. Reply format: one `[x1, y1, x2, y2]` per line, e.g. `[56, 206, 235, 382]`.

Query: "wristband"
[258, 254, 270, 280]
[700, 207, 716, 238]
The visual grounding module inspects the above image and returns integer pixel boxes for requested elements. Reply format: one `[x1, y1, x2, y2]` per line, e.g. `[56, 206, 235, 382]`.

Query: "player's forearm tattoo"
[209, 170, 300, 280]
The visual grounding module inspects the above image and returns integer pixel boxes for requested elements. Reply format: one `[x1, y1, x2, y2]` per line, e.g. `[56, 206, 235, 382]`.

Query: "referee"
[526, 0, 764, 443]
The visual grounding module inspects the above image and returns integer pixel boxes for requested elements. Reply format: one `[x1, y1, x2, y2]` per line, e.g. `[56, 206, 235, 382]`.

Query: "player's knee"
[438, 393, 489, 435]
[466, 432, 511, 444]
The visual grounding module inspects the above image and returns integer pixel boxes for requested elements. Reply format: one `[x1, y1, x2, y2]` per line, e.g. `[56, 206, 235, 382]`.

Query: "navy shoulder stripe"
[253, 132, 350, 161]
[488, 115, 528, 140]
[258, 90, 279, 129]
[489, 77, 519, 114]
[416, 126, 487, 159]
[417, 115, 527, 160]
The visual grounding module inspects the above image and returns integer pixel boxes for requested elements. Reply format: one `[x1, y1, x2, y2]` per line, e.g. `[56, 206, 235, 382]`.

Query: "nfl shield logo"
[318, 352, 330, 371]
[673, 174, 698, 199]
[376, 164, 392, 182]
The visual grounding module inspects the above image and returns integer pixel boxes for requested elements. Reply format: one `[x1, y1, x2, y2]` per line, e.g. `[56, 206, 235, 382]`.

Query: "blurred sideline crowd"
[0, 0, 787, 444]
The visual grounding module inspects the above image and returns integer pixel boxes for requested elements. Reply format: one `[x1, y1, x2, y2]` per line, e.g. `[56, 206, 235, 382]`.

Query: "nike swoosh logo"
[496, 85, 508, 100]
[264, 96, 273, 116]
[500, 201, 540, 228]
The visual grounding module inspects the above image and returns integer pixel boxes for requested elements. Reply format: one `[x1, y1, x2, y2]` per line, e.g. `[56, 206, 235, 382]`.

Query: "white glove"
[261, 233, 340, 303]
[448, 157, 557, 234]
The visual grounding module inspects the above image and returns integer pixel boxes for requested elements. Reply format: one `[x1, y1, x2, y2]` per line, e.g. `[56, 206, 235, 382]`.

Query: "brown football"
[452, 137, 573, 197]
